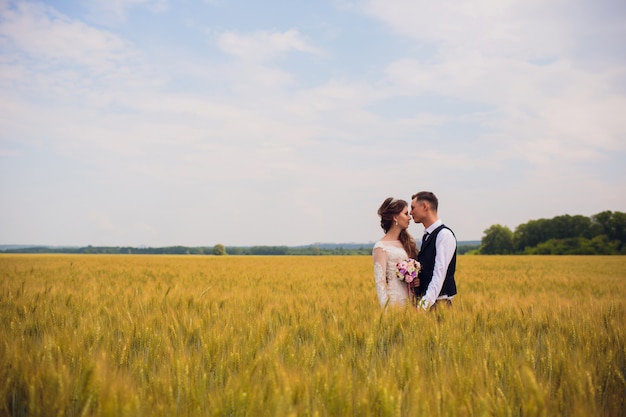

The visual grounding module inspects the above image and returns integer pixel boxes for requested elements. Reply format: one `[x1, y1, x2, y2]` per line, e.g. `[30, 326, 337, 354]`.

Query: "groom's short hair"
[412, 191, 438, 212]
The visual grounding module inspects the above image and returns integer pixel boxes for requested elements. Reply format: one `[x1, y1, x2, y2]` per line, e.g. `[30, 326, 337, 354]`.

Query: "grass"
[0, 254, 624, 416]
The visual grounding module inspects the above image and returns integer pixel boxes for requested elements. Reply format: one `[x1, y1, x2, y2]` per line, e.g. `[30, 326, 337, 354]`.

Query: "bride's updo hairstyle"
[377, 197, 418, 259]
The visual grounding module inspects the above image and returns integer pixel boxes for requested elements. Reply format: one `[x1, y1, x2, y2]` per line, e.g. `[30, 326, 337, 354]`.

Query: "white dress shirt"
[421, 219, 456, 309]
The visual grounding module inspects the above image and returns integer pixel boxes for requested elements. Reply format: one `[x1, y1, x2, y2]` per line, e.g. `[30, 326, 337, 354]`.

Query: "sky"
[1, 0, 625, 247]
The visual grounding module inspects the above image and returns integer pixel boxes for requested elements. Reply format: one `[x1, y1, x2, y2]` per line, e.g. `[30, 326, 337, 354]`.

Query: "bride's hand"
[409, 278, 420, 288]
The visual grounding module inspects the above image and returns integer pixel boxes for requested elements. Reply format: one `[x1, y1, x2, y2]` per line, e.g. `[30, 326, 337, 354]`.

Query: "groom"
[409, 191, 457, 311]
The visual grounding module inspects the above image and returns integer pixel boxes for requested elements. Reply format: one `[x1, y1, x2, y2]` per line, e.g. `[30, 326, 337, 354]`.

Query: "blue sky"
[1, 0, 625, 247]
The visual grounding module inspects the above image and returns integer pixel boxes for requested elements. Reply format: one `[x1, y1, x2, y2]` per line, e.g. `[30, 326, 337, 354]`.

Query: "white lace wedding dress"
[372, 240, 410, 307]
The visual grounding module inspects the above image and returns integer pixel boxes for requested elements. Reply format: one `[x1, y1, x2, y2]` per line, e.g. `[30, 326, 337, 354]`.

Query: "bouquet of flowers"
[396, 258, 421, 283]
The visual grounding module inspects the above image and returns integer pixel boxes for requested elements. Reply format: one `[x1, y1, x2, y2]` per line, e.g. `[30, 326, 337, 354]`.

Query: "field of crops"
[1, 254, 624, 416]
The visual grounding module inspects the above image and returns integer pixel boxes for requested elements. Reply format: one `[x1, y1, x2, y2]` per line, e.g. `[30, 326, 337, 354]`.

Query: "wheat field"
[1, 254, 624, 416]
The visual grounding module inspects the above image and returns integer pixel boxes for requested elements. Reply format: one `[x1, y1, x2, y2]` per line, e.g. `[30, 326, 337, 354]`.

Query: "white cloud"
[217, 29, 323, 63]
[86, 0, 168, 23]
[365, 0, 626, 167]
[0, 1, 133, 73]
[359, 0, 617, 62]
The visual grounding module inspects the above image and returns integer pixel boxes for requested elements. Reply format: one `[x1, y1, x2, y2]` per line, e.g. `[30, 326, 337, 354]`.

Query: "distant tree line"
[0, 244, 374, 256]
[478, 210, 626, 255]
[224, 245, 373, 256]
[6, 210, 622, 256]
[0, 241, 487, 256]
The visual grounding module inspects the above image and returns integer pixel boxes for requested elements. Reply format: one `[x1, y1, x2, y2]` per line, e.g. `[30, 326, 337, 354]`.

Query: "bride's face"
[395, 207, 411, 229]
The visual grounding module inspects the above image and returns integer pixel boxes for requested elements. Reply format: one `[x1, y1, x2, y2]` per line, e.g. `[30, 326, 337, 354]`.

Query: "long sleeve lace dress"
[372, 240, 410, 307]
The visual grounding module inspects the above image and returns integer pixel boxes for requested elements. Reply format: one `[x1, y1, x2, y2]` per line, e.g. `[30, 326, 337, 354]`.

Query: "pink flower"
[395, 258, 421, 283]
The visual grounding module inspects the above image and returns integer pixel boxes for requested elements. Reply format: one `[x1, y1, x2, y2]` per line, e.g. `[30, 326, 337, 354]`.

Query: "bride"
[372, 197, 418, 307]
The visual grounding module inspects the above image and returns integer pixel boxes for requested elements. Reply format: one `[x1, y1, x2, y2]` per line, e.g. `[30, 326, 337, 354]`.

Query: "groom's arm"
[419, 229, 455, 310]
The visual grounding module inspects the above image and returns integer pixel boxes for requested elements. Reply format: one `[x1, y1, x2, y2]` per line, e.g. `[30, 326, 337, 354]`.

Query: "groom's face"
[410, 198, 425, 223]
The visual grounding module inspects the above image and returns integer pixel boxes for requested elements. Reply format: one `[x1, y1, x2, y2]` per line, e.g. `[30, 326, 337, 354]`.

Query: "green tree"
[592, 211, 626, 249]
[213, 244, 227, 256]
[551, 214, 594, 239]
[480, 224, 514, 254]
[514, 218, 553, 251]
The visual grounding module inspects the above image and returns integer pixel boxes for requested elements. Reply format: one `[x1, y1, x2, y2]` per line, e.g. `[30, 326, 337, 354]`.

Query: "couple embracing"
[373, 191, 457, 311]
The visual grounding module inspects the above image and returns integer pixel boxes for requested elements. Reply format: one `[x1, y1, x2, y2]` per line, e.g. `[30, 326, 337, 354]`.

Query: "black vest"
[415, 224, 457, 298]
